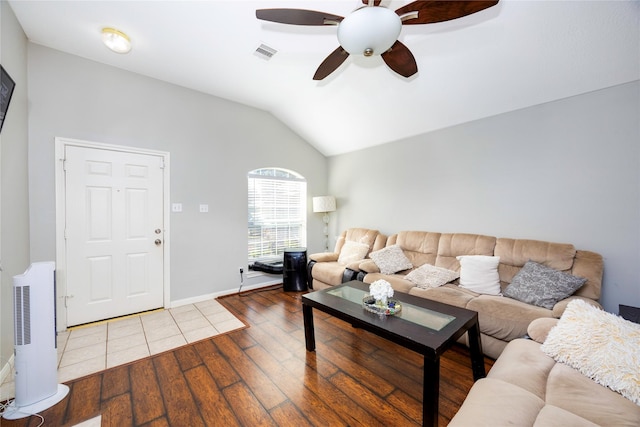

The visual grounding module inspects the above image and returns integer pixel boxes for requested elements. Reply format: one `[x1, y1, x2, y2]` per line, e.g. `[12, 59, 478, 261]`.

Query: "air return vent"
[255, 43, 277, 60]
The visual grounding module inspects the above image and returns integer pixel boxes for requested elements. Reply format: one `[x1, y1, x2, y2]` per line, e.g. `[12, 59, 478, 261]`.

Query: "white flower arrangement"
[369, 279, 394, 305]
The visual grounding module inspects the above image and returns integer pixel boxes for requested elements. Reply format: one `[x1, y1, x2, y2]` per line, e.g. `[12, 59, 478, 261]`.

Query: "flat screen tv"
[0, 65, 16, 134]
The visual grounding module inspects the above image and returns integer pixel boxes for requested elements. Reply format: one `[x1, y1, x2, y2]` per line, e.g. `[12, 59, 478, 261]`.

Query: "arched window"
[248, 168, 307, 261]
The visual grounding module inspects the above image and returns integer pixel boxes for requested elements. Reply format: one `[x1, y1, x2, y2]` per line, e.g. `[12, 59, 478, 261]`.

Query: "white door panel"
[65, 145, 164, 326]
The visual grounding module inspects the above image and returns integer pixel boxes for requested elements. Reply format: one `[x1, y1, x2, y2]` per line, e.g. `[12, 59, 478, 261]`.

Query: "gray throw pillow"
[504, 261, 586, 310]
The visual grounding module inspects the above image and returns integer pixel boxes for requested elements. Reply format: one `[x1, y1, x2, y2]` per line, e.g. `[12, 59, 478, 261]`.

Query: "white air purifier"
[3, 262, 69, 420]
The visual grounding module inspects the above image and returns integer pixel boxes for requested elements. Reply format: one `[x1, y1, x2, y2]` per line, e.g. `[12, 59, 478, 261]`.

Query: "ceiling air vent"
[254, 44, 277, 60]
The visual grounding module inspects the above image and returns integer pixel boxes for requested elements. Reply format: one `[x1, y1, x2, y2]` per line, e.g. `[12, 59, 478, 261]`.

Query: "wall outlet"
[199, 204, 209, 213]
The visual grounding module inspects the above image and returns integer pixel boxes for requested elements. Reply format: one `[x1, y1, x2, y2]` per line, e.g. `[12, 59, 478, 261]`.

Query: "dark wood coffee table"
[301, 280, 485, 427]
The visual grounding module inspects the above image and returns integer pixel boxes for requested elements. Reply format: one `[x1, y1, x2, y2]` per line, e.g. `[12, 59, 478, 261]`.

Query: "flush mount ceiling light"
[101, 27, 131, 54]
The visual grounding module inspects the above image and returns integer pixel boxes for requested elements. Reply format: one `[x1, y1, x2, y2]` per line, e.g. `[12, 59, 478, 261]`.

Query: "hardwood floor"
[2, 285, 494, 426]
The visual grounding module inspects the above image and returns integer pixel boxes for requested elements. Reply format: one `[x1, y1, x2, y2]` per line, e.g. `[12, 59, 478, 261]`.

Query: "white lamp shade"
[337, 7, 402, 55]
[313, 196, 336, 213]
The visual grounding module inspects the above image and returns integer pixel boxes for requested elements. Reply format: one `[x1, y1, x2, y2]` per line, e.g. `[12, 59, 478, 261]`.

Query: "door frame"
[55, 137, 171, 331]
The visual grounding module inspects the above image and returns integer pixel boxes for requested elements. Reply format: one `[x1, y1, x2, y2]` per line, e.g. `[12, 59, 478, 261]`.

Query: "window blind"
[248, 169, 307, 261]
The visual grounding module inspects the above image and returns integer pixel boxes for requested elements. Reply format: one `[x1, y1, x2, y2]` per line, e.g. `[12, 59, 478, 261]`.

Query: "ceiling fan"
[256, 0, 499, 80]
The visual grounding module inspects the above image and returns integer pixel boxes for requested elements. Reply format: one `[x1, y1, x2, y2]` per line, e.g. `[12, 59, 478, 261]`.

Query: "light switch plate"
[199, 204, 209, 213]
[172, 203, 183, 212]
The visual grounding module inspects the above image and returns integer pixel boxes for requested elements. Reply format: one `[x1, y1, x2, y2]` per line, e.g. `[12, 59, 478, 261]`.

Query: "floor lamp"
[313, 196, 336, 252]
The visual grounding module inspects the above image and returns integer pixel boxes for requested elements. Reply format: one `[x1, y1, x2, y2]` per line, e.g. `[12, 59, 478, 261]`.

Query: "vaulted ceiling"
[8, 0, 639, 156]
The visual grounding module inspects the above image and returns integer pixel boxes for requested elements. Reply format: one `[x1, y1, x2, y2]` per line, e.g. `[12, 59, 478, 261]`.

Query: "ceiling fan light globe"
[337, 7, 401, 56]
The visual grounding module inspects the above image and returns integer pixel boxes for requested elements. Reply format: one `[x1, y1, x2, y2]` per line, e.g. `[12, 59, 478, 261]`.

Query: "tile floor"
[0, 298, 245, 403]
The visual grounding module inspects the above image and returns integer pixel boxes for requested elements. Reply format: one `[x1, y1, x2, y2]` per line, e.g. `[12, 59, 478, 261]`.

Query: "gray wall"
[27, 44, 328, 303]
[1, 1, 30, 371]
[328, 81, 640, 314]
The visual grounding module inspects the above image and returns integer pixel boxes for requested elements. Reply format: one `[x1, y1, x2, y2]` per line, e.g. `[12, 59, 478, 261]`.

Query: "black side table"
[619, 305, 640, 324]
[283, 248, 308, 292]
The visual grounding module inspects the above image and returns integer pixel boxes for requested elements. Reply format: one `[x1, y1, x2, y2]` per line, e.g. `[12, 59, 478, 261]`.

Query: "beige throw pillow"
[405, 264, 459, 289]
[369, 245, 413, 275]
[337, 241, 370, 265]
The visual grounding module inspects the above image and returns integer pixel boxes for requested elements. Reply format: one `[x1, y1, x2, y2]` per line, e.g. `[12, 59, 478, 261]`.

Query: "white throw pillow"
[405, 264, 459, 289]
[456, 255, 501, 295]
[369, 245, 413, 275]
[337, 241, 370, 265]
[541, 299, 640, 406]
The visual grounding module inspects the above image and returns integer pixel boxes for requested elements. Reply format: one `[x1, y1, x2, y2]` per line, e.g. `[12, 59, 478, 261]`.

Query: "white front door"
[64, 144, 165, 326]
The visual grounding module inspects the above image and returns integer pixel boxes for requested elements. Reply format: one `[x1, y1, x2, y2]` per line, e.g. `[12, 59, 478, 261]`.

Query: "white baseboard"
[1, 354, 15, 385]
[170, 279, 283, 308]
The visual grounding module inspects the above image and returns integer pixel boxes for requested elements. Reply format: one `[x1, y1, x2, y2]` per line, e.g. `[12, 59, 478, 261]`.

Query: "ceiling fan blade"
[313, 47, 350, 80]
[381, 41, 418, 78]
[256, 9, 343, 25]
[396, 0, 499, 25]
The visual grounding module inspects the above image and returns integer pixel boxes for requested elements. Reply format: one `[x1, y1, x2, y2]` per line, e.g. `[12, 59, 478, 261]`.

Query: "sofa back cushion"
[495, 238, 574, 289]
[570, 250, 603, 300]
[494, 238, 603, 300]
[337, 241, 371, 265]
[334, 228, 386, 256]
[390, 231, 441, 268]
[435, 233, 497, 271]
[495, 238, 575, 276]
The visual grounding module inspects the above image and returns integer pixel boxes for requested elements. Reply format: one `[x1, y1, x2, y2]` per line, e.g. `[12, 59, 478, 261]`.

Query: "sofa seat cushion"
[408, 284, 476, 309]
[545, 362, 640, 426]
[451, 338, 640, 427]
[363, 272, 415, 294]
[486, 338, 556, 398]
[311, 261, 347, 286]
[448, 378, 545, 426]
[532, 406, 599, 427]
[466, 295, 552, 342]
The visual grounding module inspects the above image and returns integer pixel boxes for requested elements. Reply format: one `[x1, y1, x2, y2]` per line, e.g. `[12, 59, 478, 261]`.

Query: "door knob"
[155, 229, 162, 234]
[155, 239, 162, 246]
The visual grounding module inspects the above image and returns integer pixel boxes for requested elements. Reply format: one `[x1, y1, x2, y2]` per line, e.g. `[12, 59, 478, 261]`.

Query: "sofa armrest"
[527, 318, 558, 343]
[345, 261, 362, 271]
[552, 295, 602, 318]
[359, 259, 380, 274]
[309, 252, 339, 263]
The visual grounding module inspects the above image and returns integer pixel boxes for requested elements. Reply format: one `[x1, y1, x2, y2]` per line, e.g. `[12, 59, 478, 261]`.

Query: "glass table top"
[326, 285, 456, 331]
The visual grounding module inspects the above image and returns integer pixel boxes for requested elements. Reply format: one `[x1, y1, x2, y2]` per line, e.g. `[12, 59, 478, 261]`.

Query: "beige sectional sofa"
[354, 231, 603, 359]
[450, 314, 640, 426]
